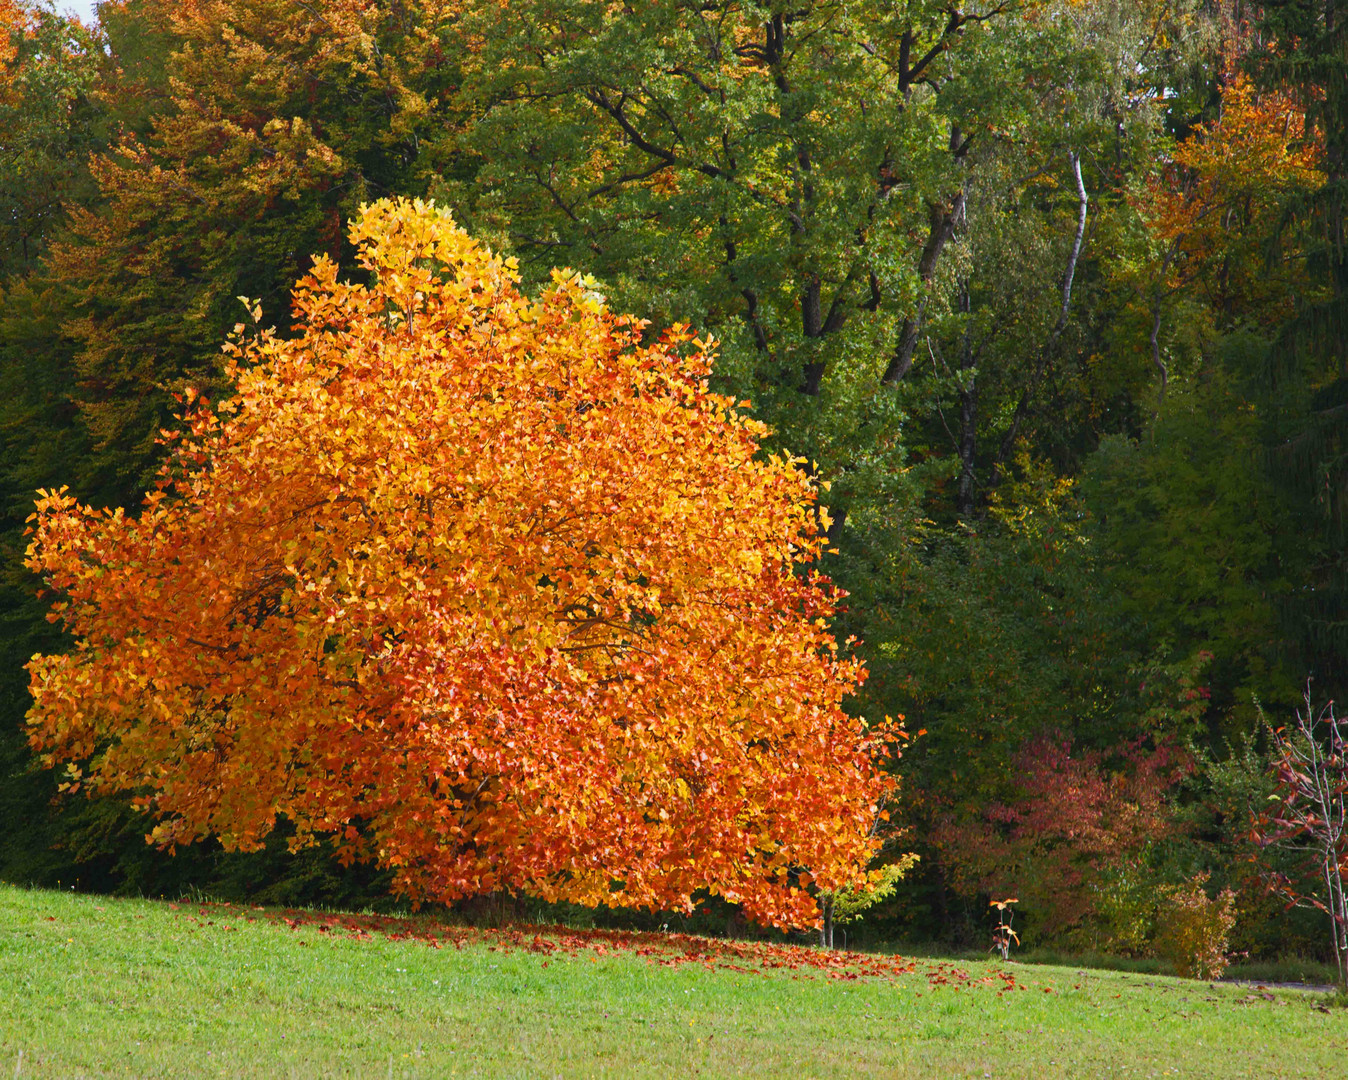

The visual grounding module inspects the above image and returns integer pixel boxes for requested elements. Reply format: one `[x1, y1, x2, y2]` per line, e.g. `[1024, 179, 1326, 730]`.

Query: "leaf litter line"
[159, 899, 1028, 992]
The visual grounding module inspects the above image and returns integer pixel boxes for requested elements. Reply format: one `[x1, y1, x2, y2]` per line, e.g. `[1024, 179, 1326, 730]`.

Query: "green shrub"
[1155, 873, 1237, 980]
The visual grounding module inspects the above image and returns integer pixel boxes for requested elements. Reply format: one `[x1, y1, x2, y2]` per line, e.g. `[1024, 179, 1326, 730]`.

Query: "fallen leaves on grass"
[162, 901, 1028, 991]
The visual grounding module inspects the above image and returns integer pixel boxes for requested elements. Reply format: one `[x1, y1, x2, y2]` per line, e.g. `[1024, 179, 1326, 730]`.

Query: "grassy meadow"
[1, 883, 1344, 1078]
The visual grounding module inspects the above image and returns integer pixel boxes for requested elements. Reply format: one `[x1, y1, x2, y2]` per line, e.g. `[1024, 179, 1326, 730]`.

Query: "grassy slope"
[1, 884, 1343, 1078]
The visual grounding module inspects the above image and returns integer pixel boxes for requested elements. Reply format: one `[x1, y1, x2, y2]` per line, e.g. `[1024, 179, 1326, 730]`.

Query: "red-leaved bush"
[932, 736, 1191, 942]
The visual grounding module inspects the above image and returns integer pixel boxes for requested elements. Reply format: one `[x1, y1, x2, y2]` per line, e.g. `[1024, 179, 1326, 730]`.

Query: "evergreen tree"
[1255, 0, 1348, 692]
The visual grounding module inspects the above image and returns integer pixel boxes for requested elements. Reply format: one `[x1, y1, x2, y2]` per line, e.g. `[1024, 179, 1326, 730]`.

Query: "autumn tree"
[42, 0, 466, 499]
[1254, 687, 1348, 988]
[1102, 30, 1337, 722]
[25, 199, 901, 928]
[1142, 71, 1322, 345]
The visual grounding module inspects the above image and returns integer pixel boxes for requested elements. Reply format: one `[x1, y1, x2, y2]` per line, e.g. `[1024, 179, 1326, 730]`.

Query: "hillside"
[1, 885, 1343, 1078]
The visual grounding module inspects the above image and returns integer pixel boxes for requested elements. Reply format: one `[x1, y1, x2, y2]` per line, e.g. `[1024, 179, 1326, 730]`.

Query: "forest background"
[1, 0, 1344, 962]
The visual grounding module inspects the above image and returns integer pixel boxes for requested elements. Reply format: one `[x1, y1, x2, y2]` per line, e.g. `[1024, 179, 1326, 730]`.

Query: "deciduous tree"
[1253, 686, 1348, 987]
[0, 0, 104, 278]
[25, 199, 900, 928]
[46, 0, 465, 498]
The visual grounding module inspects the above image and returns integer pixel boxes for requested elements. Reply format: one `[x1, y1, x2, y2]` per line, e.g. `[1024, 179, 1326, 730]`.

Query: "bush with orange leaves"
[25, 199, 902, 930]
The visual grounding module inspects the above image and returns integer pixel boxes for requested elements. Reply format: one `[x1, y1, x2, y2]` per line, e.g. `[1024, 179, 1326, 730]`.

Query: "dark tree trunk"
[882, 191, 966, 385]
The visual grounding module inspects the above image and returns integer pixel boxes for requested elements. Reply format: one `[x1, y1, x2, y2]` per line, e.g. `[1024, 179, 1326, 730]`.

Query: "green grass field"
[2, 884, 1344, 1078]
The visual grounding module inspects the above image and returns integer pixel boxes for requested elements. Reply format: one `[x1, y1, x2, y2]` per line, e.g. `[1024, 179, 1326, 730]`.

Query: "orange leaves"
[165, 899, 1037, 988]
[1169, 77, 1319, 196]
[26, 198, 901, 930]
[0, 1, 28, 69]
[1143, 72, 1324, 324]
[1149, 73, 1320, 247]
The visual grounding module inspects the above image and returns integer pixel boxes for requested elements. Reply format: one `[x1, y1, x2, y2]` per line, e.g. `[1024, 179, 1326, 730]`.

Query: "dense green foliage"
[1, 0, 1345, 959]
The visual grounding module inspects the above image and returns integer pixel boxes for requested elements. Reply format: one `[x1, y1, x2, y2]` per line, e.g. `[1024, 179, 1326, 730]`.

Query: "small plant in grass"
[990, 898, 1019, 961]
[1154, 872, 1236, 980]
[816, 854, 917, 949]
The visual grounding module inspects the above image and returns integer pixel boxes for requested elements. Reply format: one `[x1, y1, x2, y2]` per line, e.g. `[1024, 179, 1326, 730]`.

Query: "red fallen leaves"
[920, 961, 1022, 993]
[25, 198, 904, 930]
[164, 899, 1030, 991]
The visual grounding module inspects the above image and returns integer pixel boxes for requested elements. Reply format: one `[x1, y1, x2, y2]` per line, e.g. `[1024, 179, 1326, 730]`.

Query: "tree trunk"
[881, 191, 966, 385]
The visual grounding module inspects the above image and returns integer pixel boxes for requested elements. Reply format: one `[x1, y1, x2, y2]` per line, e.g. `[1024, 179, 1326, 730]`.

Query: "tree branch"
[987, 150, 1089, 492]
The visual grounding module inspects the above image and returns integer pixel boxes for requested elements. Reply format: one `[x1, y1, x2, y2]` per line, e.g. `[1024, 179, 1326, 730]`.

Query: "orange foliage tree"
[25, 199, 900, 929]
[1144, 71, 1324, 331]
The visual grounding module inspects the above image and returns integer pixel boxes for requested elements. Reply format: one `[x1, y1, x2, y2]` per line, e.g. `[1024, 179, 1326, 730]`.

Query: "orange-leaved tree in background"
[1143, 70, 1324, 334]
[25, 198, 901, 929]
